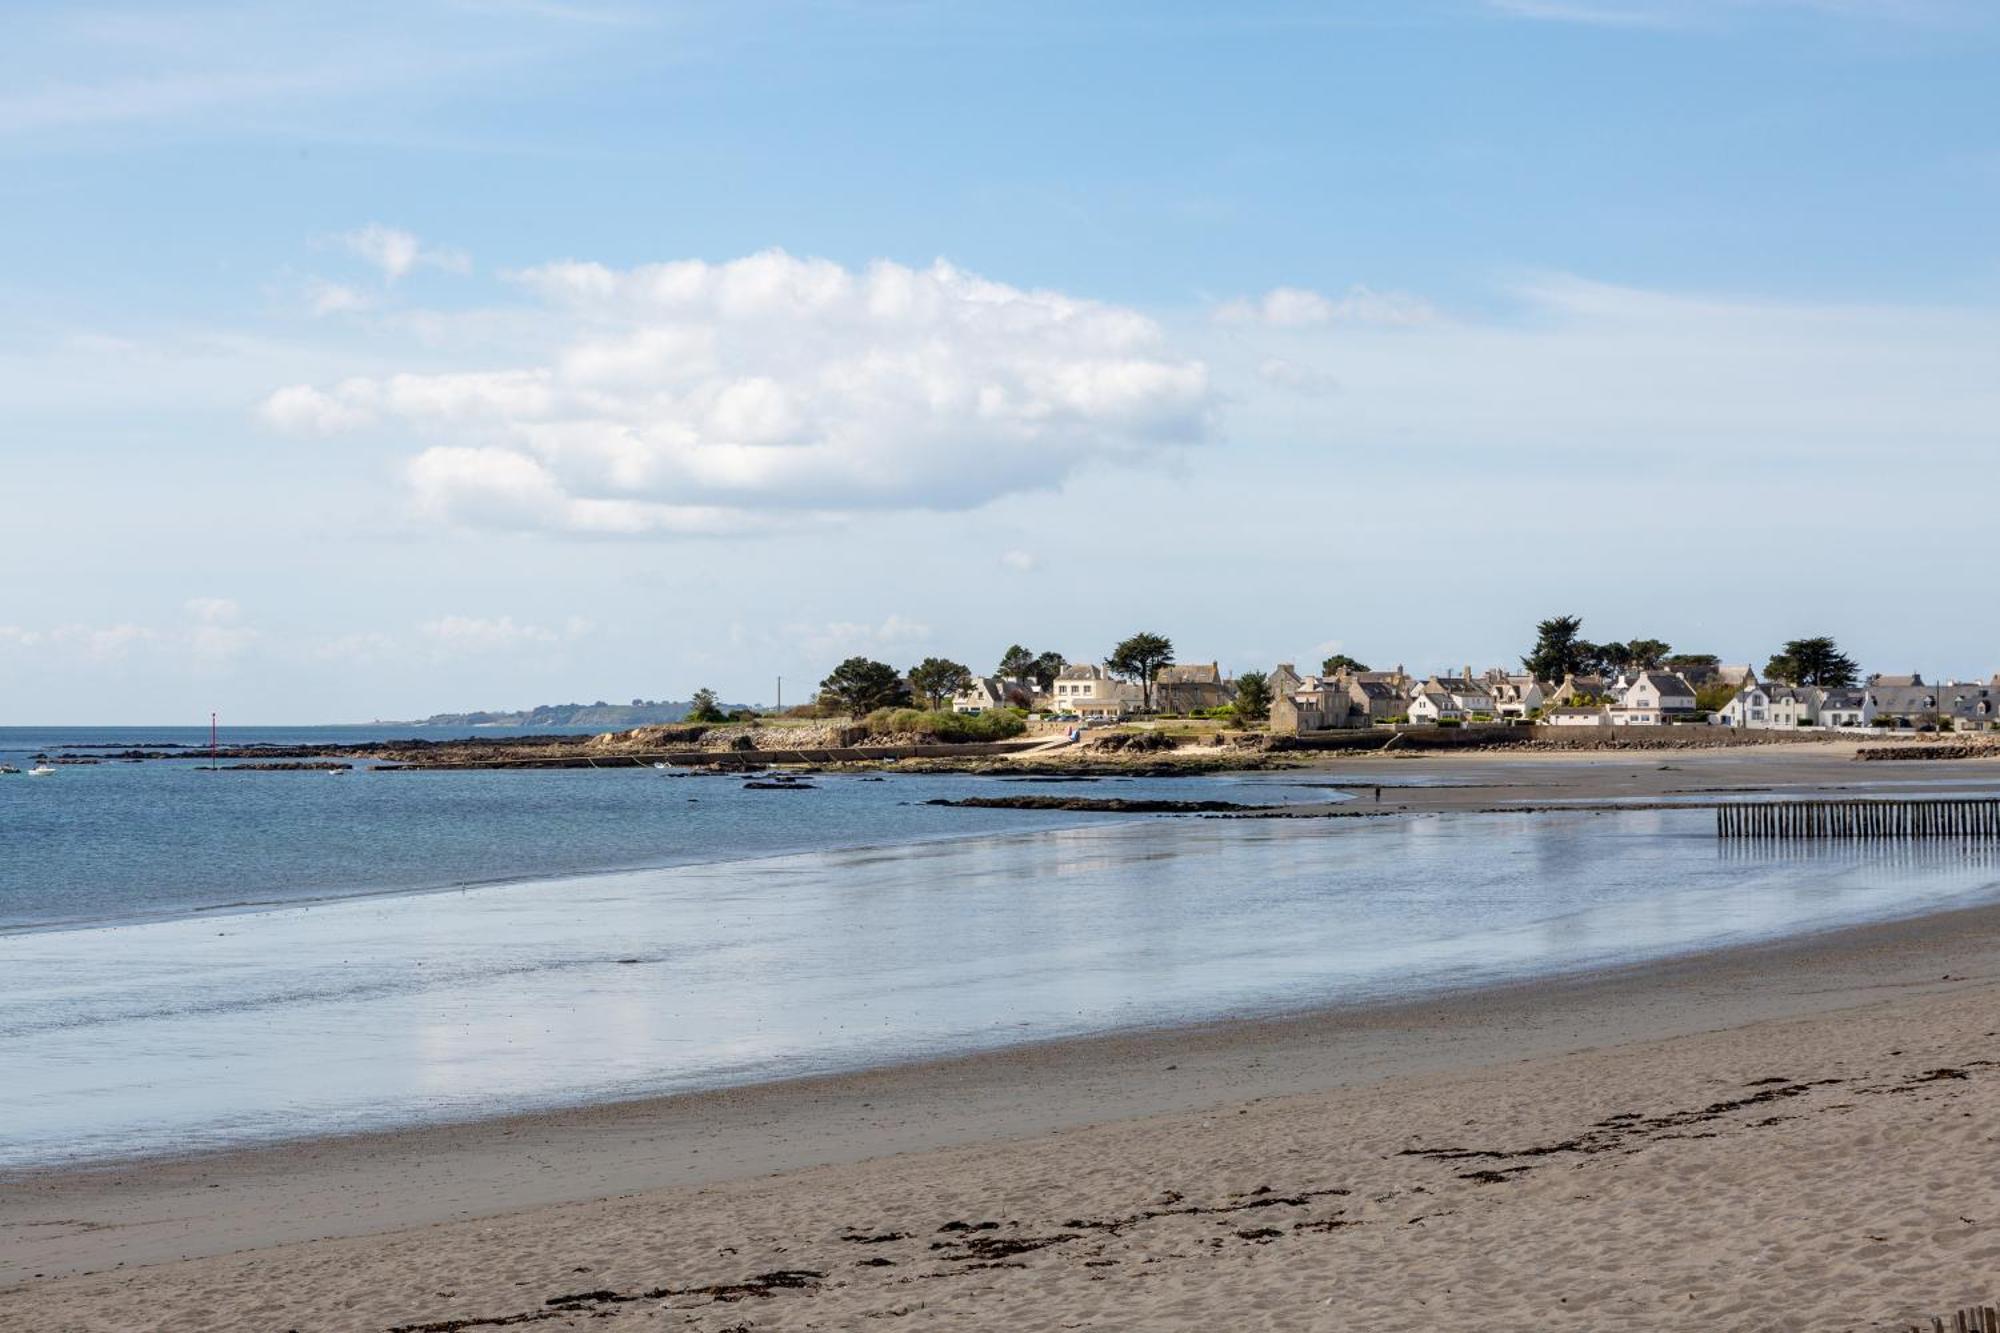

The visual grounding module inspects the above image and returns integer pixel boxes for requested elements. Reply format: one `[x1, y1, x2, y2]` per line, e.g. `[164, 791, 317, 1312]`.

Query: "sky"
[3, 0, 1998, 722]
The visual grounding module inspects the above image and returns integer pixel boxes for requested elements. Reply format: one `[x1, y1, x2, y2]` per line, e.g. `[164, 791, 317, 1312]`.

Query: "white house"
[1611, 671, 1699, 726]
[1719, 682, 1820, 729]
[1421, 672, 1495, 717]
[1542, 705, 1610, 727]
[1818, 687, 1867, 729]
[1407, 689, 1465, 725]
[1048, 664, 1143, 720]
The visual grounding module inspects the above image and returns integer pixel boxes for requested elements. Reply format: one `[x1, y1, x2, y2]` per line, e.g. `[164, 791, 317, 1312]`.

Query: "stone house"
[1547, 674, 1611, 708]
[1269, 674, 1357, 735]
[1154, 662, 1233, 713]
[1347, 677, 1410, 723]
[950, 676, 1038, 714]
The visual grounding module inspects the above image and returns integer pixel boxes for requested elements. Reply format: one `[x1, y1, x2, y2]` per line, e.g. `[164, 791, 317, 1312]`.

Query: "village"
[924, 635, 2000, 737]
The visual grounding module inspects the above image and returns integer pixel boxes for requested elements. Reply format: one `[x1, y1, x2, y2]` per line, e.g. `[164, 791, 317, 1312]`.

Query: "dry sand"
[8, 747, 2000, 1331]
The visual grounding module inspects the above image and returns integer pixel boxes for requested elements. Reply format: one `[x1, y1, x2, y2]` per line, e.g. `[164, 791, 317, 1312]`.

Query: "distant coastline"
[385, 698, 755, 730]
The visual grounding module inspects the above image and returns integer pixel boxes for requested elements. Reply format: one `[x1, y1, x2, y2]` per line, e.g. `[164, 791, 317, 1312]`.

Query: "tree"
[1107, 632, 1175, 710]
[1522, 615, 1596, 683]
[1234, 670, 1271, 723]
[1665, 652, 1719, 672]
[818, 657, 909, 716]
[1694, 682, 1738, 714]
[686, 687, 725, 723]
[1624, 638, 1671, 669]
[1030, 650, 1068, 690]
[908, 657, 974, 711]
[1597, 641, 1634, 674]
[1764, 637, 1859, 687]
[1321, 653, 1370, 675]
[996, 644, 1037, 679]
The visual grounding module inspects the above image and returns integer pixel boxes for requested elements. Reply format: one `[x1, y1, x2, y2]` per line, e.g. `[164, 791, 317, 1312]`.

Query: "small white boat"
[27, 765, 56, 777]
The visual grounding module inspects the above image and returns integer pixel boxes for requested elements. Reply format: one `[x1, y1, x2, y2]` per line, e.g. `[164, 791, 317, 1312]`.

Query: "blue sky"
[4, 0, 1998, 721]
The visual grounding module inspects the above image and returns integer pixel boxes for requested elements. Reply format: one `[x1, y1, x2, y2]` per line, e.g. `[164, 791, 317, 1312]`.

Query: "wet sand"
[7, 745, 2000, 1330]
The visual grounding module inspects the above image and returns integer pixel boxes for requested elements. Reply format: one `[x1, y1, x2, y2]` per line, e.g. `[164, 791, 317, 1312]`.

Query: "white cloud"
[999, 549, 1037, 572]
[419, 614, 592, 655]
[259, 381, 378, 435]
[305, 279, 372, 317]
[0, 601, 258, 668]
[337, 224, 471, 282]
[261, 249, 1215, 536]
[1215, 284, 1436, 328]
[789, 614, 933, 663]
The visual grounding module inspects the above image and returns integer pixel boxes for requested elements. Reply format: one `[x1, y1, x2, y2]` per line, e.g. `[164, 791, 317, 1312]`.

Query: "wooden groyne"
[1909, 1304, 2000, 1333]
[1718, 798, 2000, 839]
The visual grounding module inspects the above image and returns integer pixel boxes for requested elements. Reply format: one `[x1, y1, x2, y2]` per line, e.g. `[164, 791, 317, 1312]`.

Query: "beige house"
[1485, 673, 1548, 719]
[1049, 663, 1143, 720]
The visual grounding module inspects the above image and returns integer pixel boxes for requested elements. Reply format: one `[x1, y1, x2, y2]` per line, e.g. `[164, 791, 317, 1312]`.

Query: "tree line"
[1522, 615, 1860, 689]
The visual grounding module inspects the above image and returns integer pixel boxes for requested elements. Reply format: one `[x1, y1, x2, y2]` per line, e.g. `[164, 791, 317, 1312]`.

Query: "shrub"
[860, 707, 1027, 743]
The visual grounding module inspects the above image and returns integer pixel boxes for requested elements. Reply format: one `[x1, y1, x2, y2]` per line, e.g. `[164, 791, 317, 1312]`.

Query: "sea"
[5, 723, 2000, 1168]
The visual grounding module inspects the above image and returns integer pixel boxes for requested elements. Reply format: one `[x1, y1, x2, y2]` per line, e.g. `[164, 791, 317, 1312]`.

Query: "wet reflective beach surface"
[7, 801, 2000, 1168]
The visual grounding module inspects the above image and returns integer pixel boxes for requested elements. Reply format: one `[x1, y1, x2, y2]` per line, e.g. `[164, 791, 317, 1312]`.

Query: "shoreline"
[11, 884, 2000, 1289]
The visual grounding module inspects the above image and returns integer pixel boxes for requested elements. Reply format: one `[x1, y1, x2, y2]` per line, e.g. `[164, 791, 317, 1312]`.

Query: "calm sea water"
[0, 724, 1303, 931]
[5, 726, 2000, 1168]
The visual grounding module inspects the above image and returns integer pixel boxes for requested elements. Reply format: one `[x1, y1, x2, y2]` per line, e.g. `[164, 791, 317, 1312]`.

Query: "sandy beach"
[8, 747, 2000, 1331]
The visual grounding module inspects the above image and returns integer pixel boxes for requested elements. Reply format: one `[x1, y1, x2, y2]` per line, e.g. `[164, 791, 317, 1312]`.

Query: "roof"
[1156, 663, 1222, 684]
[1635, 671, 1696, 696]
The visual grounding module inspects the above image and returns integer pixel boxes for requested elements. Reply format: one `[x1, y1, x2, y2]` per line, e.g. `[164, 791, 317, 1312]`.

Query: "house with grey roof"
[1612, 671, 1700, 726]
[1154, 662, 1232, 714]
[1719, 681, 1820, 729]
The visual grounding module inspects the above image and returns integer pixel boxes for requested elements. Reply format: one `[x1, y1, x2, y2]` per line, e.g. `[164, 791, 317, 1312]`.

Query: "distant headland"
[389, 699, 755, 729]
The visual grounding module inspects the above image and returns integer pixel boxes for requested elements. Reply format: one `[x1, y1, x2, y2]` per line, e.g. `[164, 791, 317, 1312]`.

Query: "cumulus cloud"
[338, 224, 470, 282]
[1216, 284, 1437, 328]
[261, 249, 1215, 535]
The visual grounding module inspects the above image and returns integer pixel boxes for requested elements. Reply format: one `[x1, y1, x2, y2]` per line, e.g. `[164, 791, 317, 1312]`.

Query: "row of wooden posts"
[1717, 798, 2000, 840]
[1912, 1305, 2000, 1333]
